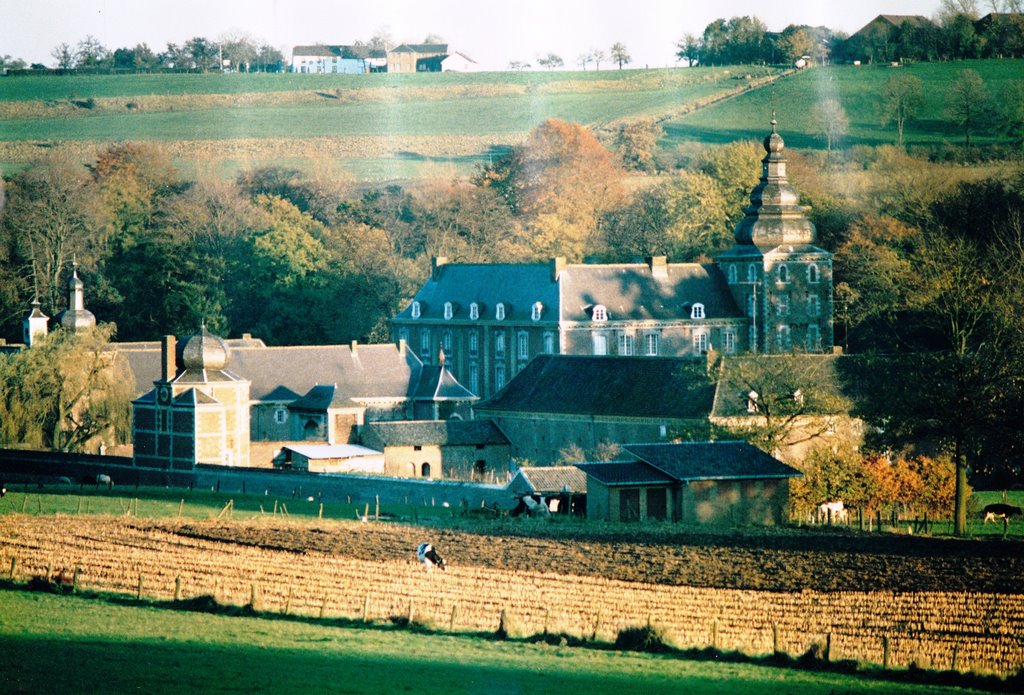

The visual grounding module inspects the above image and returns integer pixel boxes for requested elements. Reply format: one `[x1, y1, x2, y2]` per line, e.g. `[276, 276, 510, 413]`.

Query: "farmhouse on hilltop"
[290, 45, 387, 73]
[392, 121, 834, 399]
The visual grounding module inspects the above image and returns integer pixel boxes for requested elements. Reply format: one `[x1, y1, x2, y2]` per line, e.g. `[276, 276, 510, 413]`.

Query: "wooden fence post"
[174, 576, 182, 601]
[362, 594, 371, 622]
[284, 586, 293, 615]
[8, 557, 16, 579]
[319, 594, 328, 619]
[772, 622, 780, 656]
[711, 618, 718, 650]
[137, 574, 143, 600]
[824, 632, 832, 662]
[882, 635, 890, 670]
[449, 604, 458, 632]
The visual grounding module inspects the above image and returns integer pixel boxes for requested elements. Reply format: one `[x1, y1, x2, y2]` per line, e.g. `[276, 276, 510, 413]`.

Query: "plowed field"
[171, 519, 1024, 594]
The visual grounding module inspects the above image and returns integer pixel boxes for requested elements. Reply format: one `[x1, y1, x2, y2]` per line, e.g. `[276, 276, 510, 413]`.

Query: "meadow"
[0, 590, 993, 695]
[2, 59, 1018, 182]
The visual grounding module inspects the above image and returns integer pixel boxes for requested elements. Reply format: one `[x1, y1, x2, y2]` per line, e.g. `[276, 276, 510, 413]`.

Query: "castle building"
[391, 121, 833, 399]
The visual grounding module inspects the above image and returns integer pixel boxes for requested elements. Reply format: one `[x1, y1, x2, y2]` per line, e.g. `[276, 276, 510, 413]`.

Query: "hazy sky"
[1, 1, 942, 71]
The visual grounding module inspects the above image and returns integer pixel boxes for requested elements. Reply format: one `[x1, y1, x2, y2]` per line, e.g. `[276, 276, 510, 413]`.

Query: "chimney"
[550, 256, 566, 282]
[161, 335, 176, 382]
[350, 340, 358, 353]
[647, 256, 668, 279]
[242, 332, 252, 341]
[398, 338, 407, 356]
[431, 256, 448, 280]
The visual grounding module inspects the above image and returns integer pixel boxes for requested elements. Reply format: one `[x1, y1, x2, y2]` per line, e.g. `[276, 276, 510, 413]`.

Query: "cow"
[0, 483, 6, 498]
[816, 500, 848, 525]
[983, 503, 1023, 525]
[416, 542, 446, 572]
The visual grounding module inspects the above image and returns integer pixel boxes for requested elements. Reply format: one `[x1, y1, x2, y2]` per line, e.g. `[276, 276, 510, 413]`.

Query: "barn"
[273, 444, 384, 474]
[577, 441, 800, 525]
[508, 465, 587, 515]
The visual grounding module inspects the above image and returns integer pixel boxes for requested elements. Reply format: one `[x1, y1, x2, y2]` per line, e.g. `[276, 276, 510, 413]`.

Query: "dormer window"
[592, 304, 608, 322]
[469, 303, 479, 320]
[531, 302, 543, 321]
[411, 301, 421, 319]
[495, 303, 506, 321]
[808, 263, 820, 284]
[443, 302, 453, 320]
[746, 390, 759, 414]
[777, 264, 789, 284]
[690, 303, 705, 320]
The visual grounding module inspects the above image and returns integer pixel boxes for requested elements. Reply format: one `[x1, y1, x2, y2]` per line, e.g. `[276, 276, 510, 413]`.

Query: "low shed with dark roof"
[508, 465, 589, 516]
[575, 441, 800, 525]
[360, 419, 511, 483]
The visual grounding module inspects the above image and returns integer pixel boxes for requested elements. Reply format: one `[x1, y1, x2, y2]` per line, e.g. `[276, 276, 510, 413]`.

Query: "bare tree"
[537, 53, 564, 70]
[946, 69, 993, 148]
[591, 48, 606, 70]
[811, 98, 849, 152]
[51, 43, 75, 69]
[610, 42, 631, 69]
[880, 74, 925, 147]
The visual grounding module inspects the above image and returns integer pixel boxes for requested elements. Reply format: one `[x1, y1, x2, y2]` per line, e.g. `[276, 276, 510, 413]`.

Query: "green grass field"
[0, 590, 995, 695]
[666, 59, 1024, 150]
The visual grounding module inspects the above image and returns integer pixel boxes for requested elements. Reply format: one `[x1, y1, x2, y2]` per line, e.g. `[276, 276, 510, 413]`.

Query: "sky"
[1, 1, 943, 71]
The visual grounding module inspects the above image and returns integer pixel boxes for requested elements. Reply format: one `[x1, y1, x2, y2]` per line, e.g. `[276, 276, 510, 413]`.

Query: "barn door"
[619, 489, 640, 522]
[647, 488, 667, 521]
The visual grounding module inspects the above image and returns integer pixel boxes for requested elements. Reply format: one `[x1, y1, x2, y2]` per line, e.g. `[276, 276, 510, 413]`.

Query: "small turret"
[56, 260, 96, 332]
[22, 298, 49, 347]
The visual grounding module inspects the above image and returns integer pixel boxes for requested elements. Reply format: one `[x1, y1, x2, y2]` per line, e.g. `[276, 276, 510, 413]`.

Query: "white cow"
[817, 500, 848, 524]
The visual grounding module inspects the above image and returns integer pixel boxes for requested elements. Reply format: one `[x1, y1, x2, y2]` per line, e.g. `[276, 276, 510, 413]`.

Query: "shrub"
[614, 624, 672, 654]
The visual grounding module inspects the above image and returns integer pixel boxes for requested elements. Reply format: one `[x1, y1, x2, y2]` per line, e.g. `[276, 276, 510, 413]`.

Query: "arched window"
[806, 294, 820, 317]
[495, 303, 506, 320]
[421, 462, 431, 477]
[592, 304, 608, 321]
[777, 324, 791, 351]
[690, 303, 705, 320]
[777, 264, 789, 283]
[808, 263, 820, 284]
[747, 264, 758, 282]
[728, 265, 738, 284]
[531, 302, 543, 321]
[411, 301, 421, 319]
[469, 303, 479, 320]
[443, 302, 453, 320]
[543, 332, 555, 354]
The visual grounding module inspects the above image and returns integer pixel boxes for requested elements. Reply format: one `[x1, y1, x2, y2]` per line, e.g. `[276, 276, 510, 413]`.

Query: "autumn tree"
[675, 33, 701, 66]
[0, 324, 132, 451]
[475, 119, 625, 260]
[613, 119, 664, 173]
[811, 98, 849, 153]
[879, 73, 924, 148]
[946, 69, 993, 149]
[697, 140, 762, 224]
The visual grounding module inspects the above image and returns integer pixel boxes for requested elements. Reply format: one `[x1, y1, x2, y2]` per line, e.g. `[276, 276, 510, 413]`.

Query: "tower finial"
[771, 111, 778, 134]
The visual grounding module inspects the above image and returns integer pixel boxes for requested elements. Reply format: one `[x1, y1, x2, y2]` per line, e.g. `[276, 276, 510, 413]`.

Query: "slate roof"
[413, 365, 478, 401]
[394, 260, 741, 323]
[852, 15, 934, 38]
[289, 384, 355, 411]
[363, 419, 509, 447]
[292, 45, 385, 59]
[475, 354, 716, 420]
[390, 43, 448, 54]
[281, 444, 382, 459]
[575, 461, 675, 486]
[116, 341, 428, 404]
[558, 263, 741, 321]
[513, 466, 588, 493]
[624, 441, 801, 481]
[710, 354, 851, 418]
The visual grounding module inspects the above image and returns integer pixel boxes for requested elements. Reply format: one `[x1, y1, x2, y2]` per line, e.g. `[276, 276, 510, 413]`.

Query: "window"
[690, 303, 705, 320]
[806, 324, 821, 352]
[444, 302, 453, 320]
[747, 390, 759, 414]
[469, 303, 479, 320]
[421, 463, 431, 478]
[644, 333, 659, 356]
[747, 294, 757, 318]
[273, 408, 288, 425]
[495, 303, 506, 321]
[728, 265, 738, 284]
[495, 363, 506, 389]
[468, 331, 479, 357]
[517, 331, 529, 360]
[694, 332, 708, 355]
[618, 333, 634, 356]
[593, 333, 608, 355]
[494, 332, 505, 358]
[747, 263, 758, 282]
[808, 263, 820, 284]
[420, 330, 431, 359]
[806, 294, 820, 317]
[776, 295, 789, 316]
[723, 331, 736, 355]
[531, 302, 543, 321]
[469, 363, 479, 394]
[749, 325, 757, 352]
[411, 301, 421, 319]
[777, 324, 791, 351]
[543, 332, 555, 354]
[592, 304, 608, 322]
[399, 328, 409, 344]
[442, 330, 453, 355]
[777, 264, 789, 283]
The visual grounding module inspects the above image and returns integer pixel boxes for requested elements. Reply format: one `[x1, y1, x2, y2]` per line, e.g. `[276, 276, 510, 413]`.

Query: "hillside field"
[1, 59, 1019, 182]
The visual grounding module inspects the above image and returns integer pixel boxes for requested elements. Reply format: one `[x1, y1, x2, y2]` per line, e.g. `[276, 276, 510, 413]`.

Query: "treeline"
[676, 10, 1024, 67]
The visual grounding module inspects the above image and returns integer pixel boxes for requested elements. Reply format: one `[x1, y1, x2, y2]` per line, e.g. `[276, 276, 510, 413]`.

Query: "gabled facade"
[392, 121, 833, 399]
[361, 419, 510, 481]
[387, 43, 448, 73]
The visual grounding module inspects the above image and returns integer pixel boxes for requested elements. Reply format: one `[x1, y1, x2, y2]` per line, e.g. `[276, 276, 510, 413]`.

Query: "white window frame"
[495, 363, 506, 389]
[728, 265, 738, 284]
[617, 333, 634, 356]
[723, 331, 736, 355]
[420, 330, 431, 358]
[592, 304, 608, 322]
[777, 264, 789, 284]
[693, 331, 708, 355]
[469, 303, 479, 320]
[747, 263, 758, 282]
[531, 302, 543, 321]
[411, 301, 421, 319]
[495, 303, 506, 321]
[469, 363, 479, 394]
[442, 330, 453, 355]
[644, 333, 659, 356]
[543, 331, 555, 354]
[444, 302, 453, 320]
[274, 407, 288, 425]
[808, 263, 820, 284]
[690, 303, 705, 320]
[777, 324, 791, 351]
[593, 333, 608, 355]
[807, 294, 820, 317]
[494, 331, 505, 358]
[517, 331, 529, 360]
[776, 295, 789, 316]
[469, 331, 479, 357]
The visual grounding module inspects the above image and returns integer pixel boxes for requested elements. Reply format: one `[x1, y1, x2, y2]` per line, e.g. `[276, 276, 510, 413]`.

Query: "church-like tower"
[717, 118, 833, 354]
[55, 260, 96, 333]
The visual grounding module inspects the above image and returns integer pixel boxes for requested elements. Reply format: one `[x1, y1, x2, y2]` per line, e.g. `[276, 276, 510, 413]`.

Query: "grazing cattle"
[983, 503, 1023, 524]
[416, 542, 446, 572]
[95, 474, 112, 487]
[817, 500, 848, 524]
